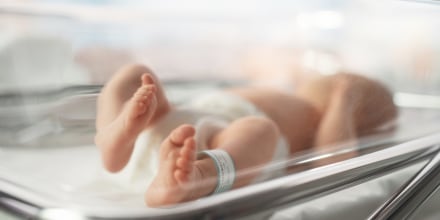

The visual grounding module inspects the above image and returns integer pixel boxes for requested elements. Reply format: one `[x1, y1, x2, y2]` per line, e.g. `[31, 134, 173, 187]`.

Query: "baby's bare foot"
[123, 74, 158, 134]
[145, 124, 202, 207]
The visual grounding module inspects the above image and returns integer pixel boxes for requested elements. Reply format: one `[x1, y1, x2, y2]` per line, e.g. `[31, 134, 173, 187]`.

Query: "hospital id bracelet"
[198, 149, 236, 194]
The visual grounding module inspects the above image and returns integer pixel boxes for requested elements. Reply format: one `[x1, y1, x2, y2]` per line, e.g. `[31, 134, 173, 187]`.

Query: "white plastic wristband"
[198, 149, 236, 194]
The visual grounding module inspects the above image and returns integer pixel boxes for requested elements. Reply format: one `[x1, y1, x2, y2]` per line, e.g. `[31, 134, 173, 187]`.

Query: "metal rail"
[51, 133, 440, 219]
[368, 147, 440, 220]
[1, 133, 440, 220]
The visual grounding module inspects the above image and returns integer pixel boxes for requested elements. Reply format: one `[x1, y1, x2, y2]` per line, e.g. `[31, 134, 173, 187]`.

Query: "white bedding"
[270, 163, 424, 220]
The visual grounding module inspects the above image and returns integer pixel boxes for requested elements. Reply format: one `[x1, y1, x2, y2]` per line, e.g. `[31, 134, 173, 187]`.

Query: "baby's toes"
[134, 84, 153, 96]
[129, 95, 146, 114]
[181, 138, 196, 157]
[169, 125, 196, 146]
[142, 85, 157, 95]
[134, 94, 148, 109]
[134, 87, 151, 100]
[133, 85, 155, 105]
[177, 138, 196, 171]
[174, 169, 190, 184]
[142, 74, 155, 86]
[177, 157, 193, 173]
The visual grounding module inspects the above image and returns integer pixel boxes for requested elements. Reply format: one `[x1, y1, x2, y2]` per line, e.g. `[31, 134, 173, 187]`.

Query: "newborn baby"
[94, 64, 397, 207]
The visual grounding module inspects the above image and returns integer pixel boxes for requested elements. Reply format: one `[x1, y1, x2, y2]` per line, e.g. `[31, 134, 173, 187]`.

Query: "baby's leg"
[95, 64, 171, 172]
[145, 117, 278, 207]
[209, 117, 279, 187]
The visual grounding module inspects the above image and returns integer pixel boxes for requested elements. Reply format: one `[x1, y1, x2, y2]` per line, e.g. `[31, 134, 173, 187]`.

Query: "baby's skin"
[95, 64, 398, 207]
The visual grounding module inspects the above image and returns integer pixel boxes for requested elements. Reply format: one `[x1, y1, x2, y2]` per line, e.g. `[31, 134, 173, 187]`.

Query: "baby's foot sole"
[122, 74, 158, 134]
[127, 85, 156, 119]
[145, 125, 201, 206]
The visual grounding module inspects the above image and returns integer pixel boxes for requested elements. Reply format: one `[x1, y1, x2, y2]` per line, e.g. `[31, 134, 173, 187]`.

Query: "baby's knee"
[240, 117, 280, 140]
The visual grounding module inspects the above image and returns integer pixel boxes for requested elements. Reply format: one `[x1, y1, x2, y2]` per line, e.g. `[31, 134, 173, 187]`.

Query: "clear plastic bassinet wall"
[0, 0, 440, 219]
[1, 0, 440, 147]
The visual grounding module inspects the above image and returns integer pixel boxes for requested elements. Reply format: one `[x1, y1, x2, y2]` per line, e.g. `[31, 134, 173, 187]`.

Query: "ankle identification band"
[198, 149, 235, 194]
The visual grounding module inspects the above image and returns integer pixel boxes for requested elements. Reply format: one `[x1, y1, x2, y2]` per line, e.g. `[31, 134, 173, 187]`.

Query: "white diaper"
[105, 91, 289, 192]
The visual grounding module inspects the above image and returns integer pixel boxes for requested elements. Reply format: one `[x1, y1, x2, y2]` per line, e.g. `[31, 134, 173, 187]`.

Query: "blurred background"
[0, 0, 439, 147]
[1, 0, 439, 88]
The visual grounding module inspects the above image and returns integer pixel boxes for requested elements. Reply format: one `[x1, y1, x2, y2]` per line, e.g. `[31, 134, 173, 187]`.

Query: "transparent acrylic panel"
[0, 0, 440, 219]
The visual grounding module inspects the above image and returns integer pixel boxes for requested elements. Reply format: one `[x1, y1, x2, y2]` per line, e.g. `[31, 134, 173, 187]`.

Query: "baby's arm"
[312, 79, 360, 166]
[314, 79, 358, 147]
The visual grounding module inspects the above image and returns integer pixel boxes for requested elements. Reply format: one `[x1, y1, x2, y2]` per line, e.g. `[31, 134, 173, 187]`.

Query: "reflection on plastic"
[39, 209, 86, 220]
